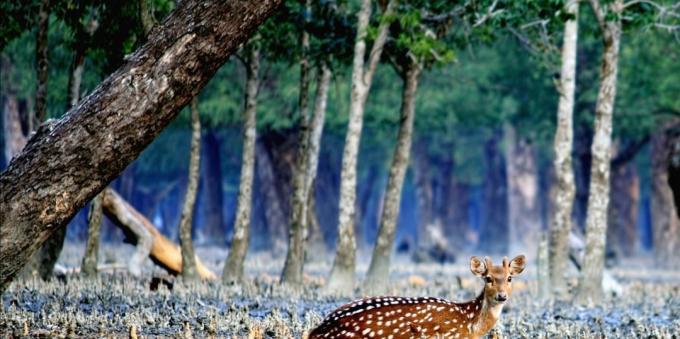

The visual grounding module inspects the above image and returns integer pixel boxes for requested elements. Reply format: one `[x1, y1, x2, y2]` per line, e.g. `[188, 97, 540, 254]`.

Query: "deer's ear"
[470, 256, 487, 277]
[509, 255, 526, 276]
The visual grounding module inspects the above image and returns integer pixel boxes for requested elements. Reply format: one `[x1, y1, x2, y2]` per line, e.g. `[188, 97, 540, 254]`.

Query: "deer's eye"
[508, 276, 513, 283]
[484, 277, 493, 284]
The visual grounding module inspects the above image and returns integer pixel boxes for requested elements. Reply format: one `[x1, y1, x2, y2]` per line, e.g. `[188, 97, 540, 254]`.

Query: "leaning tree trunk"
[223, 45, 260, 284]
[0, 0, 281, 292]
[80, 193, 103, 277]
[651, 121, 680, 269]
[327, 0, 398, 294]
[304, 65, 332, 256]
[576, 0, 621, 304]
[549, 0, 579, 299]
[180, 97, 201, 281]
[365, 61, 421, 289]
[281, 17, 312, 285]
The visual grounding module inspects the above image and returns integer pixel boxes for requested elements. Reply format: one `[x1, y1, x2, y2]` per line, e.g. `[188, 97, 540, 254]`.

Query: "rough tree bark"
[81, 193, 103, 277]
[34, 0, 49, 123]
[549, 0, 578, 299]
[180, 97, 201, 281]
[223, 45, 260, 284]
[651, 121, 680, 269]
[328, 0, 398, 294]
[305, 65, 332, 256]
[0, 0, 282, 292]
[102, 188, 216, 279]
[281, 15, 313, 285]
[505, 124, 540, 253]
[576, 0, 622, 304]
[365, 61, 421, 288]
[282, 60, 332, 284]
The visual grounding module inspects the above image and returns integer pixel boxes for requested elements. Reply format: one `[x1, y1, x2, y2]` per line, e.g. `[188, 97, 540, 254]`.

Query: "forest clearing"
[1, 0, 679, 338]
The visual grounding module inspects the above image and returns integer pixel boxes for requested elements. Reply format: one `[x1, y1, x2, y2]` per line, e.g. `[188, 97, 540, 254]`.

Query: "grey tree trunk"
[81, 193, 103, 277]
[548, 0, 579, 299]
[576, 0, 622, 304]
[478, 129, 508, 254]
[281, 19, 312, 285]
[281, 60, 332, 284]
[34, 0, 49, 123]
[651, 121, 680, 269]
[0, 0, 281, 292]
[305, 65, 332, 256]
[365, 62, 421, 289]
[180, 98, 201, 281]
[199, 132, 225, 243]
[327, 0, 398, 295]
[412, 142, 434, 249]
[223, 45, 260, 284]
[505, 124, 540, 254]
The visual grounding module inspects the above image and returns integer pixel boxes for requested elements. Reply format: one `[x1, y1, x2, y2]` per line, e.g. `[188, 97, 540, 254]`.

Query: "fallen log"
[101, 188, 217, 280]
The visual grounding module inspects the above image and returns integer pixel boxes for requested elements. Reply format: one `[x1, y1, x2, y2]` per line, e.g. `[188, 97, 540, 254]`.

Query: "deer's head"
[470, 255, 525, 306]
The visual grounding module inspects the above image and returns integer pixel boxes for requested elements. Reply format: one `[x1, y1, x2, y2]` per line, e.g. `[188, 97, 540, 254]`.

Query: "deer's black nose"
[496, 293, 507, 302]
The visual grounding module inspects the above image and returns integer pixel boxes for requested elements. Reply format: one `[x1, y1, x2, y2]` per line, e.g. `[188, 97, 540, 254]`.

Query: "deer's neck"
[470, 289, 503, 337]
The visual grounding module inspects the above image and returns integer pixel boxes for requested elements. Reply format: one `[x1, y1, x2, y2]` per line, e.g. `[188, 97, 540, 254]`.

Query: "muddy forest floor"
[2, 243, 680, 338]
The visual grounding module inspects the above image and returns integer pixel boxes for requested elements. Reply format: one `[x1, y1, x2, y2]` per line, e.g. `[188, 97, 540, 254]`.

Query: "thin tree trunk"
[81, 193, 103, 277]
[651, 121, 680, 269]
[255, 139, 288, 252]
[365, 61, 421, 288]
[505, 124, 540, 254]
[281, 15, 313, 285]
[139, 0, 156, 36]
[576, 0, 621, 304]
[328, 0, 398, 294]
[180, 97, 201, 280]
[304, 65, 332, 257]
[34, 0, 49, 124]
[282, 62, 332, 284]
[549, 0, 578, 299]
[0, 0, 281, 292]
[223, 45, 260, 284]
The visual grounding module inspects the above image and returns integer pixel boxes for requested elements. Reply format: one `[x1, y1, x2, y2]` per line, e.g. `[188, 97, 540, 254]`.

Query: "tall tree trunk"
[651, 121, 680, 269]
[34, 0, 49, 124]
[478, 129, 508, 254]
[0, 0, 281, 292]
[180, 98, 201, 280]
[549, 0, 578, 299]
[281, 15, 312, 285]
[223, 45, 260, 284]
[365, 61, 421, 288]
[305, 65, 332, 256]
[576, 0, 621, 304]
[505, 124, 540, 254]
[607, 159, 639, 257]
[81, 193, 103, 277]
[255, 139, 288, 252]
[328, 0, 398, 294]
[198, 132, 225, 243]
[282, 61, 332, 284]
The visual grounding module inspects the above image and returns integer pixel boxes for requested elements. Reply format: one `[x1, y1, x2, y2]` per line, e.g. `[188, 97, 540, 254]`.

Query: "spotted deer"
[309, 255, 526, 339]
